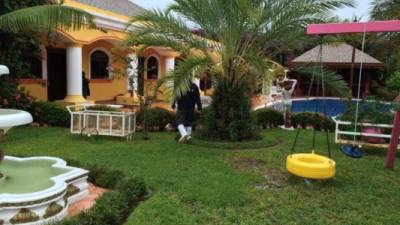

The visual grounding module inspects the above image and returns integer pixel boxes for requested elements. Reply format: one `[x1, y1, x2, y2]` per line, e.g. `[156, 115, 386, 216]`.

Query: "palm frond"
[0, 5, 95, 33]
[128, 10, 210, 54]
[294, 66, 351, 98]
[153, 55, 214, 99]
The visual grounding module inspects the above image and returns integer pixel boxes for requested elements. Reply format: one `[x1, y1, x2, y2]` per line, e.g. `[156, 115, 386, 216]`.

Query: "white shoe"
[179, 135, 188, 143]
[186, 135, 192, 141]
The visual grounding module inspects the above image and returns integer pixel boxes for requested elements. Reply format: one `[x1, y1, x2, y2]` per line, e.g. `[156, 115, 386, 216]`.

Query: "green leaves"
[293, 66, 351, 98]
[126, 0, 354, 99]
[371, 0, 400, 20]
[0, 5, 95, 33]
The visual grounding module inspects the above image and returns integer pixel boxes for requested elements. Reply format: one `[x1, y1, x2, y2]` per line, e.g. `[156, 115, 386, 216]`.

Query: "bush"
[292, 112, 334, 132]
[54, 161, 148, 225]
[0, 79, 36, 112]
[252, 109, 284, 129]
[34, 102, 70, 127]
[89, 191, 129, 225]
[198, 79, 257, 141]
[137, 107, 175, 131]
[86, 105, 117, 112]
[387, 71, 400, 91]
[86, 164, 124, 189]
[116, 177, 147, 208]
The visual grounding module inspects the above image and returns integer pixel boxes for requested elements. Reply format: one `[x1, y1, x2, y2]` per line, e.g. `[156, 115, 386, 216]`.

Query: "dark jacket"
[172, 83, 202, 111]
[82, 76, 90, 98]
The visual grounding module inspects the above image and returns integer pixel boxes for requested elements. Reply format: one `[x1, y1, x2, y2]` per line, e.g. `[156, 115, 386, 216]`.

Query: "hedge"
[33, 102, 70, 127]
[137, 107, 175, 131]
[292, 112, 335, 132]
[252, 108, 284, 129]
[54, 161, 148, 225]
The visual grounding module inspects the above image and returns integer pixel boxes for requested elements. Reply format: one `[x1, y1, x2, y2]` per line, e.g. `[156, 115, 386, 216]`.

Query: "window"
[146, 56, 159, 80]
[90, 50, 110, 79]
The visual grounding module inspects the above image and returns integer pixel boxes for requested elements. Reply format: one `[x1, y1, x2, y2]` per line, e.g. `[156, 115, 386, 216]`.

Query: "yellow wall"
[83, 40, 127, 101]
[19, 81, 47, 101]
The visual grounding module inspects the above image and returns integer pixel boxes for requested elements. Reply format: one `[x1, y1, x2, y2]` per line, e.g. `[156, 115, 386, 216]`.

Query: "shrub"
[137, 107, 175, 131]
[252, 108, 284, 129]
[34, 102, 70, 127]
[198, 80, 257, 141]
[0, 79, 36, 112]
[86, 164, 124, 189]
[86, 105, 117, 112]
[386, 71, 400, 92]
[54, 161, 148, 225]
[89, 191, 129, 225]
[292, 112, 334, 132]
[116, 177, 147, 208]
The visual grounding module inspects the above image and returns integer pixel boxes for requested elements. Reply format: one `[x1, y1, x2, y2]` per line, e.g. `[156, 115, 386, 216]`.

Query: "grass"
[2, 127, 400, 225]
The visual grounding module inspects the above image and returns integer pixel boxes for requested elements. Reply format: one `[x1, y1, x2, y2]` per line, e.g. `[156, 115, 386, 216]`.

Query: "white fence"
[67, 104, 136, 140]
[332, 117, 400, 149]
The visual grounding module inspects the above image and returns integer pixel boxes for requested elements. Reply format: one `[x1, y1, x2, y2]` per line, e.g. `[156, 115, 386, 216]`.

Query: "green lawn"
[2, 127, 400, 225]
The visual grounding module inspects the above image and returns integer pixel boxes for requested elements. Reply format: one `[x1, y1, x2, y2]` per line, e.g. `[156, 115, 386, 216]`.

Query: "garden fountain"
[0, 65, 89, 225]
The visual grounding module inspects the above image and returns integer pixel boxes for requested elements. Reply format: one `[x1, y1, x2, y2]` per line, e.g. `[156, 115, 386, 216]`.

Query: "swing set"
[286, 20, 400, 180]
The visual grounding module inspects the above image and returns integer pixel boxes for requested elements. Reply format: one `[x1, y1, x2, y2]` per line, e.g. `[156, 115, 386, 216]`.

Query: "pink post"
[385, 95, 400, 170]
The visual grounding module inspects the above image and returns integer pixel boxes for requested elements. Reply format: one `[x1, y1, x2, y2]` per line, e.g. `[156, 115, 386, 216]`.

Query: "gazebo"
[289, 42, 385, 97]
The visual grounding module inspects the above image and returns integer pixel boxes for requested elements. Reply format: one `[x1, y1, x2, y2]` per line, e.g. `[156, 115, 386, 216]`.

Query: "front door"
[47, 48, 67, 101]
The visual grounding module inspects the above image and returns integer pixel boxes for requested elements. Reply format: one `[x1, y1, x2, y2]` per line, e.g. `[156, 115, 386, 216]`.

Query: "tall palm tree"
[0, 4, 94, 33]
[126, 0, 354, 141]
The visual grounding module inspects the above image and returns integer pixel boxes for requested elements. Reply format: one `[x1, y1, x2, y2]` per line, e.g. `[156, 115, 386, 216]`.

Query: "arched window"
[90, 50, 110, 79]
[146, 56, 159, 80]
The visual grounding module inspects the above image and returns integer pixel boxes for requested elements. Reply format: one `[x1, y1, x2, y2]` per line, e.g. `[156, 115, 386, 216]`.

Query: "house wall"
[18, 38, 173, 102]
[83, 41, 127, 101]
[17, 0, 180, 103]
[19, 80, 48, 101]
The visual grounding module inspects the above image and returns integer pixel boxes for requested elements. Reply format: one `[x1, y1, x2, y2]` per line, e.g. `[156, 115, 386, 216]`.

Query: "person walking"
[172, 82, 202, 143]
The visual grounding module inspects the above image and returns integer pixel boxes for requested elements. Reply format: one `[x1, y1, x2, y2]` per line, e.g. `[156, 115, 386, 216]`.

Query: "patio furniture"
[66, 104, 136, 140]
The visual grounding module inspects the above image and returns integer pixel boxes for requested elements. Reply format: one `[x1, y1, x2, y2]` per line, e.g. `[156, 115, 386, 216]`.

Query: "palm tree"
[0, 4, 94, 33]
[125, 0, 354, 141]
[371, 0, 400, 20]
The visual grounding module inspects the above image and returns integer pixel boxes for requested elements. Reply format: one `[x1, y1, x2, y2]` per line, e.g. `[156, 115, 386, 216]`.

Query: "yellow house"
[19, 0, 182, 105]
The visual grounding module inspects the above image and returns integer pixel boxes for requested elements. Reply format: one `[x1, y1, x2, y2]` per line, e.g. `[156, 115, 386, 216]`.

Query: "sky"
[132, 0, 373, 21]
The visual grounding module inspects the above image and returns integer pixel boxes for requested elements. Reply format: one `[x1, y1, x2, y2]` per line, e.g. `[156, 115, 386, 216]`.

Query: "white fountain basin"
[0, 109, 33, 134]
[0, 156, 89, 225]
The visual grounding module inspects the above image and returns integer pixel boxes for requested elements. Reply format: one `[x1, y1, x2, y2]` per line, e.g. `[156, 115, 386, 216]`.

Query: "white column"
[194, 78, 201, 89]
[165, 57, 175, 74]
[126, 54, 138, 91]
[63, 45, 86, 103]
[40, 45, 48, 80]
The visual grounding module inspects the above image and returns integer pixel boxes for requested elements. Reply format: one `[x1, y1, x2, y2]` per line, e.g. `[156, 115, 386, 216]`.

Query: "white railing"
[332, 116, 399, 149]
[66, 104, 136, 140]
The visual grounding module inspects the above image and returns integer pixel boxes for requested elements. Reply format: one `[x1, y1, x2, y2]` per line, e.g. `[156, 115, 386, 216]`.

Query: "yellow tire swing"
[286, 41, 336, 180]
